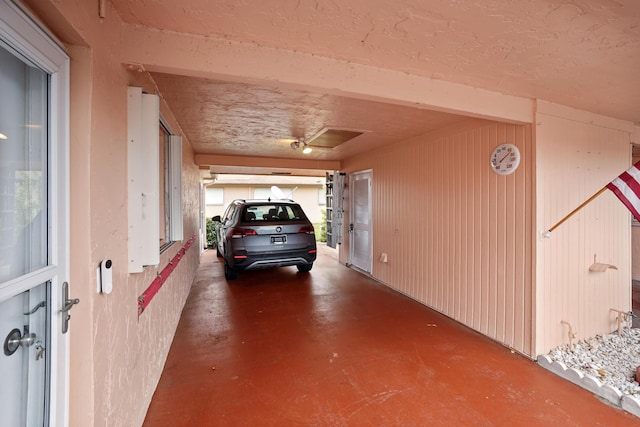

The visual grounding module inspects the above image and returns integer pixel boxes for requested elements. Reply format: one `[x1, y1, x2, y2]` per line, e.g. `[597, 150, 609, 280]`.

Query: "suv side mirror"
[212, 215, 221, 222]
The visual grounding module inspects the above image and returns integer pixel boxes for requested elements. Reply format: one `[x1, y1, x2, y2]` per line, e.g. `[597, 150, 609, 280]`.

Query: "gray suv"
[213, 199, 317, 280]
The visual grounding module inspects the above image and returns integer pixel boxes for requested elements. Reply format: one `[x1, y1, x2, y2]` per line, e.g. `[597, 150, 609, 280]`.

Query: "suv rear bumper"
[228, 250, 316, 271]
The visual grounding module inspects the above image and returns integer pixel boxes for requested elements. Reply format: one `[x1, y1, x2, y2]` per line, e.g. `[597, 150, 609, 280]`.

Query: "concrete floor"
[143, 246, 639, 426]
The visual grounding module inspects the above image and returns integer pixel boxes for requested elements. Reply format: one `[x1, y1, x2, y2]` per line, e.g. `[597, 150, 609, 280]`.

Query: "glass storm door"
[0, 1, 71, 425]
[1, 284, 49, 426]
[349, 170, 372, 273]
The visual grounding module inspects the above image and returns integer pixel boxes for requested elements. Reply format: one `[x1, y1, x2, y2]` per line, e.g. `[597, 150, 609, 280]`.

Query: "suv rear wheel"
[224, 260, 238, 280]
[296, 263, 313, 273]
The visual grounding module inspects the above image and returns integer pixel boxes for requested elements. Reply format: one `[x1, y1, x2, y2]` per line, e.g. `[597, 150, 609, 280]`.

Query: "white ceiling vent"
[307, 128, 366, 149]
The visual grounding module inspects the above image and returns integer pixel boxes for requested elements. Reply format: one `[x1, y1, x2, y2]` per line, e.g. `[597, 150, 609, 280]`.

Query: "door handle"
[24, 300, 46, 316]
[61, 282, 79, 334]
[3, 328, 37, 356]
[61, 298, 79, 313]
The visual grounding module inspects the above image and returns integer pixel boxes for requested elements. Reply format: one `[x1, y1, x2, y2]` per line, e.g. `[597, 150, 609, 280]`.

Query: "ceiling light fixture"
[0, 133, 7, 140]
[290, 138, 312, 154]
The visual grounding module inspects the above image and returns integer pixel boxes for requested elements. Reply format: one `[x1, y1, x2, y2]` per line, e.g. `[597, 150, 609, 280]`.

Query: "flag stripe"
[606, 162, 640, 221]
[624, 166, 640, 196]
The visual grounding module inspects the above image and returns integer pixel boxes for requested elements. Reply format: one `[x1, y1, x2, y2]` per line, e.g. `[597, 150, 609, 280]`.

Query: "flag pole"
[544, 187, 608, 237]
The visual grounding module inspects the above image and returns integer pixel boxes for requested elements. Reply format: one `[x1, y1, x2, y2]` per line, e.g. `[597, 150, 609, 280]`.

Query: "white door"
[1, 284, 48, 426]
[0, 1, 71, 426]
[349, 170, 372, 273]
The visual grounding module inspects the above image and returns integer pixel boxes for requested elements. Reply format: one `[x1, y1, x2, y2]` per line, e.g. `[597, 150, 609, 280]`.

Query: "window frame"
[159, 116, 182, 253]
[253, 187, 294, 200]
[205, 186, 224, 206]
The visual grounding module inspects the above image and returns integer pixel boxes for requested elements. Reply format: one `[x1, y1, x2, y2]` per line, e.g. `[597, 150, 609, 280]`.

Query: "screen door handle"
[61, 282, 80, 334]
[24, 300, 46, 316]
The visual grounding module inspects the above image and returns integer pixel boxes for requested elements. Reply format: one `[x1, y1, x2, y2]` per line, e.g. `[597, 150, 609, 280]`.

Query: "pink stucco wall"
[22, 1, 202, 426]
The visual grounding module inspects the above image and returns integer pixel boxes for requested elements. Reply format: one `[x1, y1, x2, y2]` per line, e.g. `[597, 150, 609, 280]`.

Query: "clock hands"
[498, 152, 511, 164]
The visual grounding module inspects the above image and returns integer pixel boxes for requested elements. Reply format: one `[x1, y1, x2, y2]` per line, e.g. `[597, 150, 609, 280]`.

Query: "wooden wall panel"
[535, 113, 631, 356]
[342, 119, 534, 356]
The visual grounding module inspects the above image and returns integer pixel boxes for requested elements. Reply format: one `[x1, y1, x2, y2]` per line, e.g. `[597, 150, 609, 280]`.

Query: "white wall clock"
[490, 143, 520, 175]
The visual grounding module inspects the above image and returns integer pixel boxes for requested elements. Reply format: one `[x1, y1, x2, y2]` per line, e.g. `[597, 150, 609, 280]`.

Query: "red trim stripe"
[138, 233, 198, 316]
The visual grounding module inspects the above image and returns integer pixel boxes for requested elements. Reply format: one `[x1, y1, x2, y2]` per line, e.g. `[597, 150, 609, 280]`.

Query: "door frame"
[349, 169, 373, 274]
[0, 1, 71, 425]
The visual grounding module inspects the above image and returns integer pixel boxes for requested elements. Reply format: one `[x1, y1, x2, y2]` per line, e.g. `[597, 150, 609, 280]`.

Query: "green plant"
[206, 217, 218, 248]
[313, 210, 327, 243]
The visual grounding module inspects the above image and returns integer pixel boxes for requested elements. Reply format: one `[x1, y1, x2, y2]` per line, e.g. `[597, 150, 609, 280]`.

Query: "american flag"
[606, 160, 640, 221]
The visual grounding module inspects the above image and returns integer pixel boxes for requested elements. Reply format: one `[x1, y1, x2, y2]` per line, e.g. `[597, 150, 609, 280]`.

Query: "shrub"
[206, 217, 218, 248]
[314, 210, 327, 243]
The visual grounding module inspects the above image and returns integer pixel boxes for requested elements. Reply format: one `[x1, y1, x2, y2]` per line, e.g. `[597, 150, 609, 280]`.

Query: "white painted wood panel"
[127, 87, 160, 272]
[169, 135, 183, 241]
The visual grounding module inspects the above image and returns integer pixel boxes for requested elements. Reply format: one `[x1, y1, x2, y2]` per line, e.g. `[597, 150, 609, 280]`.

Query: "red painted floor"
[143, 246, 639, 426]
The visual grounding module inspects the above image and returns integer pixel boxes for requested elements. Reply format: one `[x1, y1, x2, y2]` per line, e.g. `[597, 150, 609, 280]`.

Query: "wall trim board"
[536, 100, 636, 134]
[137, 233, 197, 315]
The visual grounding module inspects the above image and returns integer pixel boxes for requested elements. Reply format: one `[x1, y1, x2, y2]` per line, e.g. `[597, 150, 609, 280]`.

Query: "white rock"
[540, 327, 640, 414]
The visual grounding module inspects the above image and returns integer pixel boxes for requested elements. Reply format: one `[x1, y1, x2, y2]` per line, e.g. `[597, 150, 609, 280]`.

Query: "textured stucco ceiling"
[151, 73, 466, 161]
[111, 0, 640, 169]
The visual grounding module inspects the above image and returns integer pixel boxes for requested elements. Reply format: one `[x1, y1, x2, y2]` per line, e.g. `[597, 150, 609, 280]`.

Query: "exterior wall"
[206, 186, 253, 218]
[22, 1, 201, 426]
[535, 103, 633, 356]
[633, 226, 640, 281]
[632, 152, 640, 281]
[67, 43, 95, 427]
[342, 119, 534, 356]
[206, 184, 325, 222]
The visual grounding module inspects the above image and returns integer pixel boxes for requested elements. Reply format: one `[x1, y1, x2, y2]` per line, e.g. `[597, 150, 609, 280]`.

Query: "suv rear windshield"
[241, 204, 307, 222]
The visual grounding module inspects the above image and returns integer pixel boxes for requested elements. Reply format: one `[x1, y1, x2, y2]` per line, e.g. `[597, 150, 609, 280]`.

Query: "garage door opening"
[202, 172, 338, 258]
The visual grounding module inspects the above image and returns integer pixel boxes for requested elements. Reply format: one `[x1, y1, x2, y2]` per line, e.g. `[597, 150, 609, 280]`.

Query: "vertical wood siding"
[343, 119, 534, 356]
[535, 114, 631, 356]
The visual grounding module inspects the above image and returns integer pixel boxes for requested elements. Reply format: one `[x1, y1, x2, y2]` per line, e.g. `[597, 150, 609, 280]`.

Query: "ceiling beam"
[121, 24, 534, 125]
[196, 154, 340, 172]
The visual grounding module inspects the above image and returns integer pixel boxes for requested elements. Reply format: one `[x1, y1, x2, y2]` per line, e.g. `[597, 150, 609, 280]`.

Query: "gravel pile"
[547, 327, 640, 396]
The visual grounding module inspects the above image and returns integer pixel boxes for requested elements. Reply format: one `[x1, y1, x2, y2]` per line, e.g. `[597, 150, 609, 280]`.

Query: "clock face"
[490, 143, 520, 175]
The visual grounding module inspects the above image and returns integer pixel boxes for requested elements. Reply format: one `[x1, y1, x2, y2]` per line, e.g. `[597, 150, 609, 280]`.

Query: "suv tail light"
[298, 225, 315, 234]
[229, 227, 258, 238]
